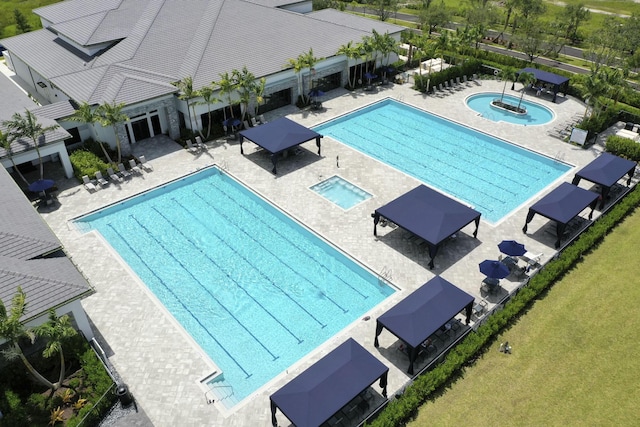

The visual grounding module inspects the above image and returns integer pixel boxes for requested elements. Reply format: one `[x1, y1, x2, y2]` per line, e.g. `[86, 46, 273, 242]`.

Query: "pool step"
[206, 376, 240, 407]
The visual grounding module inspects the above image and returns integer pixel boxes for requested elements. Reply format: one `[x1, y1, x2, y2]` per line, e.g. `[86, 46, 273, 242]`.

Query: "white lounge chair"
[118, 163, 132, 179]
[95, 171, 109, 186]
[195, 135, 207, 150]
[139, 155, 153, 171]
[251, 117, 259, 127]
[258, 114, 268, 124]
[106, 167, 122, 182]
[186, 139, 199, 153]
[129, 159, 142, 174]
[82, 175, 97, 192]
[243, 120, 251, 130]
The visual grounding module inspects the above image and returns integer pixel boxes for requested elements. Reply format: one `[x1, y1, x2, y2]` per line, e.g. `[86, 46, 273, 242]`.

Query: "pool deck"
[37, 79, 628, 426]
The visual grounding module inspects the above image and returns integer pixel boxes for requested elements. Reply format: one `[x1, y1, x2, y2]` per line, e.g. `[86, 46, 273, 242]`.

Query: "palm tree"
[97, 102, 129, 164]
[233, 66, 258, 121]
[32, 309, 78, 393]
[196, 82, 219, 138]
[499, 66, 518, 102]
[0, 127, 29, 185]
[5, 109, 59, 181]
[66, 102, 113, 164]
[218, 71, 238, 120]
[336, 41, 360, 89]
[285, 54, 306, 106]
[0, 287, 59, 391]
[580, 70, 608, 118]
[172, 76, 199, 135]
[253, 77, 267, 117]
[377, 31, 398, 82]
[301, 48, 322, 104]
[516, 71, 536, 110]
[603, 67, 629, 106]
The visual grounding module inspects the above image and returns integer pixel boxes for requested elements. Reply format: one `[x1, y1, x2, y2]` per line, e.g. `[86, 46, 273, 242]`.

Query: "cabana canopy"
[374, 276, 474, 375]
[571, 152, 636, 208]
[239, 117, 322, 174]
[373, 185, 481, 269]
[523, 182, 599, 248]
[270, 338, 388, 427]
[515, 67, 569, 102]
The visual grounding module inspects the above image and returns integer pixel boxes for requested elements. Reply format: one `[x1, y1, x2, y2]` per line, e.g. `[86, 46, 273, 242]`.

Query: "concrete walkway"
[36, 79, 626, 426]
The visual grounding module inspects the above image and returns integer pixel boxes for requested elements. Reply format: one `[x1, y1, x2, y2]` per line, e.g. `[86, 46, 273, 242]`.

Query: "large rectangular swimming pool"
[75, 167, 394, 407]
[314, 99, 571, 223]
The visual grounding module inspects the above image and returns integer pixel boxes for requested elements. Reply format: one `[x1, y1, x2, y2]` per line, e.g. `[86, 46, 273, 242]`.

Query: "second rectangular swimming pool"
[314, 99, 571, 223]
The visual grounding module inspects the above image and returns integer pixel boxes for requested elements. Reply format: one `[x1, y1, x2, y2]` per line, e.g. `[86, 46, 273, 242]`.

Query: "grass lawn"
[410, 208, 640, 425]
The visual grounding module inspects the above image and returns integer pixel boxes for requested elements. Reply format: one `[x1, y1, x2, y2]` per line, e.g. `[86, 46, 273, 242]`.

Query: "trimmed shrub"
[69, 149, 110, 181]
[605, 135, 640, 161]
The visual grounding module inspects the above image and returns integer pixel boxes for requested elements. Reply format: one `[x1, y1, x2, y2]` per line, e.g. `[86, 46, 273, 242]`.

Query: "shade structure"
[373, 185, 481, 269]
[479, 259, 510, 279]
[571, 152, 636, 208]
[374, 276, 474, 375]
[270, 338, 388, 427]
[498, 240, 526, 257]
[523, 182, 599, 248]
[514, 67, 569, 102]
[28, 179, 55, 193]
[239, 117, 322, 174]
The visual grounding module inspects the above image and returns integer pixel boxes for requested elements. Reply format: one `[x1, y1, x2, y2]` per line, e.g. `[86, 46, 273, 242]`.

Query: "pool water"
[314, 99, 570, 223]
[310, 175, 372, 209]
[466, 92, 555, 125]
[75, 167, 394, 407]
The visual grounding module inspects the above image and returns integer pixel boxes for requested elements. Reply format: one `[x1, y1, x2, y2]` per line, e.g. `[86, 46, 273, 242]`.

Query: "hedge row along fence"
[368, 183, 640, 427]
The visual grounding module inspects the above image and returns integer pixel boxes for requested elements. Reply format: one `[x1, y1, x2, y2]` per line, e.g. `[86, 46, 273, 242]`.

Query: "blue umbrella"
[498, 240, 526, 257]
[308, 89, 325, 98]
[479, 260, 510, 279]
[28, 179, 55, 193]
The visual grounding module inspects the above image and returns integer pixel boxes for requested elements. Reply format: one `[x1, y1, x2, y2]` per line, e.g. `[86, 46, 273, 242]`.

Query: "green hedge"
[605, 135, 640, 161]
[413, 59, 483, 92]
[69, 149, 110, 182]
[368, 185, 640, 427]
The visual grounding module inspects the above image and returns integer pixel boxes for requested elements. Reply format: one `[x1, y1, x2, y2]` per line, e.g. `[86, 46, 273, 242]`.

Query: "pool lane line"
[191, 189, 351, 313]
[178, 194, 331, 325]
[200, 183, 368, 300]
[128, 215, 280, 364]
[153, 206, 305, 345]
[105, 222, 253, 379]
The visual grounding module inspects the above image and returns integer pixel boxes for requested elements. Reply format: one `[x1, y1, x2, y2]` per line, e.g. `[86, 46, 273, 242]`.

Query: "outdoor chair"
[463, 75, 469, 85]
[82, 175, 97, 192]
[118, 163, 132, 179]
[106, 167, 122, 182]
[95, 171, 110, 186]
[472, 299, 488, 319]
[258, 114, 268, 124]
[129, 159, 142, 174]
[195, 135, 207, 150]
[251, 117, 259, 127]
[139, 155, 153, 171]
[481, 277, 500, 294]
[186, 139, 199, 153]
[243, 120, 251, 130]
[456, 76, 462, 86]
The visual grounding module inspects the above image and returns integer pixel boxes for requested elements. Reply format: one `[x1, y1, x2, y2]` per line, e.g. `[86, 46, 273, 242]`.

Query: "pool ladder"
[219, 159, 229, 171]
[379, 266, 393, 285]
[553, 151, 565, 164]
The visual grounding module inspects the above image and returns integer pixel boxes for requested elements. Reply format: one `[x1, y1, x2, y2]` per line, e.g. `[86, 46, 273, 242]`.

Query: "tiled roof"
[2, 0, 405, 106]
[0, 167, 93, 322]
[0, 115, 71, 159]
[30, 100, 77, 121]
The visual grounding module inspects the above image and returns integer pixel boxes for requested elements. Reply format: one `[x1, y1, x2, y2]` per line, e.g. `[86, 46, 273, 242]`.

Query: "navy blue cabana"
[571, 152, 636, 208]
[514, 67, 569, 102]
[373, 185, 481, 269]
[239, 117, 322, 174]
[270, 338, 388, 427]
[374, 276, 474, 375]
[523, 182, 599, 248]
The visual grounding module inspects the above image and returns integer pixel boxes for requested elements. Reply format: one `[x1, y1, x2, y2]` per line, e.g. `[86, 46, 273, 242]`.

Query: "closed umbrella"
[28, 179, 55, 193]
[498, 240, 526, 257]
[479, 259, 510, 279]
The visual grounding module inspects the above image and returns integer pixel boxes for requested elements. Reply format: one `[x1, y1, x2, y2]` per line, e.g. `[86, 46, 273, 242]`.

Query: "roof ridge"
[178, 0, 226, 82]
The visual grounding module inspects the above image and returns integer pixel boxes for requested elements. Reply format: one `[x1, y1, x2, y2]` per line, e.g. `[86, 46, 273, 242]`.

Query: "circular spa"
[466, 92, 555, 125]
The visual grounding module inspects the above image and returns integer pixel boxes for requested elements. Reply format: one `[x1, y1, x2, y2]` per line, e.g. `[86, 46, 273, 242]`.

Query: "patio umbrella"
[479, 259, 510, 279]
[28, 179, 55, 193]
[223, 118, 241, 129]
[498, 240, 527, 257]
[308, 88, 325, 98]
[364, 72, 377, 84]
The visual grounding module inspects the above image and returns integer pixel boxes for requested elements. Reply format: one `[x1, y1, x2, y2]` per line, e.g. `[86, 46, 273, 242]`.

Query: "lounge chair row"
[186, 136, 208, 153]
[82, 156, 153, 192]
[430, 74, 478, 97]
